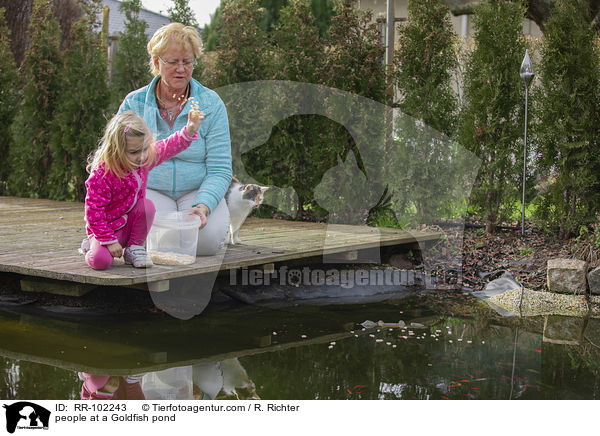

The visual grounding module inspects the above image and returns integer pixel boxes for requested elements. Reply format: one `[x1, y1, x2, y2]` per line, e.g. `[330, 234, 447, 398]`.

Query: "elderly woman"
[118, 23, 231, 255]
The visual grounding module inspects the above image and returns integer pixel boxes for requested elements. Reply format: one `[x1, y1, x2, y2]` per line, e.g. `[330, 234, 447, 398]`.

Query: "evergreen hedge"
[0, 7, 20, 195]
[110, 0, 152, 111]
[2, 0, 600, 238]
[535, 0, 600, 239]
[48, 0, 109, 201]
[8, 0, 62, 199]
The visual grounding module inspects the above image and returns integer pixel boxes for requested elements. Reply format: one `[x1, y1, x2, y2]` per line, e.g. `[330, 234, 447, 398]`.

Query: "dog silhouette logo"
[3, 402, 50, 433]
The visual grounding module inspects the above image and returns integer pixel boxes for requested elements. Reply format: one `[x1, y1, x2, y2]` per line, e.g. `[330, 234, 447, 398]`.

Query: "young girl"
[81, 107, 204, 270]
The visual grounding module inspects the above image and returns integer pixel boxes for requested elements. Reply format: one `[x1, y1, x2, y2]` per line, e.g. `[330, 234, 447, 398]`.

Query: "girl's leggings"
[85, 198, 156, 270]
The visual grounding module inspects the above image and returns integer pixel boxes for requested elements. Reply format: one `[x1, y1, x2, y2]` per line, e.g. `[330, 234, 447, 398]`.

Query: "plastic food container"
[147, 212, 201, 265]
[141, 367, 194, 400]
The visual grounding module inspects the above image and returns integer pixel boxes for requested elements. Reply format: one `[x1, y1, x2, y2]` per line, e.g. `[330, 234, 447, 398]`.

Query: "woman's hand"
[107, 242, 123, 258]
[188, 203, 209, 229]
[186, 98, 205, 137]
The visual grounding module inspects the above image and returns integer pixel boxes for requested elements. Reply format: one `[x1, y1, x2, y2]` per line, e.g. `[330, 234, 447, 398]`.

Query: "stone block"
[588, 266, 600, 295]
[547, 258, 587, 294]
[543, 315, 585, 345]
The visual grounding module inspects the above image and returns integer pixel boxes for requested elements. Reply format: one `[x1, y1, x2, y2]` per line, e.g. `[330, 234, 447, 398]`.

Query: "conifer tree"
[394, 0, 458, 137]
[213, 0, 272, 87]
[48, 0, 110, 201]
[166, 0, 204, 85]
[0, 7, 20, 194]
[536, 0, 600, 238]
[214, 0, 388, 217]
[318, 0, 387, 103]
[244, 0, 332, 211]
[110, 0, 151, 108]
[310, 0, 334, 37]
[458, 0, 527, 233]
[310, 0, 389, 220]
[260, 0, 287, 32]
[8, 0, 62, 198]
[202, 6, 222, 52]
[167, 0, 198, 26]
[273, 0, 322, 83]
[202, 0, 333, 52]
[390, 0, 462, 224]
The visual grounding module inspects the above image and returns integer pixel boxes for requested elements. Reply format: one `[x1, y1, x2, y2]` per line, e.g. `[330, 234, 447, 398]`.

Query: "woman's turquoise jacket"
[118, 75, 232, 213]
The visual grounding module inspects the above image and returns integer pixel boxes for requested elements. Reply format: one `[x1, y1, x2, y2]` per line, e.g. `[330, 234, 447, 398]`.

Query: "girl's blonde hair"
[87, 111, 156, 178]
[147, 22, 203, 76]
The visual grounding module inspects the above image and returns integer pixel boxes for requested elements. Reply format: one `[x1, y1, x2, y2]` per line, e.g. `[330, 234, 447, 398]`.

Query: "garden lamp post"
[518, 50, 534, 316]
[519, 50, 534, 237]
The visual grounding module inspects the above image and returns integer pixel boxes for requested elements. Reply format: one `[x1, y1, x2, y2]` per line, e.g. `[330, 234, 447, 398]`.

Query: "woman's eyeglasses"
[157, 56, 196, 69]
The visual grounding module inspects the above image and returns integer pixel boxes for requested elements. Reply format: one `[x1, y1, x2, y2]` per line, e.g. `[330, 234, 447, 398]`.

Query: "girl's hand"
[107, 242, 123, 258]
[188, 203, 208, 229]
[186, 98, 205, 137]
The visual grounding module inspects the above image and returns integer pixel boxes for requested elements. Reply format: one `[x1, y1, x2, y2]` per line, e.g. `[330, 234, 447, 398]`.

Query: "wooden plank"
[0, 196, 442, 290]
[128, 280, 170, 293]
[20, 278, 97, 296]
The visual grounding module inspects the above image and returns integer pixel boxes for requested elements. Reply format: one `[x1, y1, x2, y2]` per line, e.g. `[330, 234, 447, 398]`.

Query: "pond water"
[1, 293, 600, 400]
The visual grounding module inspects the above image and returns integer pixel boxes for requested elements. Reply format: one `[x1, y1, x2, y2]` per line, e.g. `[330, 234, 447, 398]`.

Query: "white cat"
[225, 177, 269, 245]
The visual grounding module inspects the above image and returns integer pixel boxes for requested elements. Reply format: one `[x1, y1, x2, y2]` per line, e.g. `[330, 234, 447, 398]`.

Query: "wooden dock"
[0, 196, 441, 294]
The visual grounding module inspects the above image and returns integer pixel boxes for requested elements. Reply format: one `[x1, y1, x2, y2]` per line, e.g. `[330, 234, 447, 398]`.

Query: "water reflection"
[1, 300, 600, 400]
[78, 359, 259, 400]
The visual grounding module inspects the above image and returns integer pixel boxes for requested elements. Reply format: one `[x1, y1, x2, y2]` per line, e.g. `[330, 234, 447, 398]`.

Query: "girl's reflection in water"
[78, 358, 260, 400]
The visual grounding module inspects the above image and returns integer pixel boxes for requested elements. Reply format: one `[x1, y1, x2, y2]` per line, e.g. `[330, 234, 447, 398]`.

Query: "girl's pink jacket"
[84, 127, 198, 245]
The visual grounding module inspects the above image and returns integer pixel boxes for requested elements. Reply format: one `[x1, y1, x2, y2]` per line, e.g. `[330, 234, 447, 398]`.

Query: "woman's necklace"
[156, 81, 190, 125]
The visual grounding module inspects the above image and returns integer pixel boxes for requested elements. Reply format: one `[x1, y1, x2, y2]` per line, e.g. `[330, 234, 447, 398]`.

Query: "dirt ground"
[456, 224, 576, 292]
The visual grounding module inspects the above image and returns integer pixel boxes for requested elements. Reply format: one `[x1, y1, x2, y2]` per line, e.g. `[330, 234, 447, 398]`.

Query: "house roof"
[101, 0, 171, 38]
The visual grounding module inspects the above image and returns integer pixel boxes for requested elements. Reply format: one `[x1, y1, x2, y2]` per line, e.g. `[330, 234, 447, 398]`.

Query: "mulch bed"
[421, 222, 578, 293]
[461, 225, 573, 291]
